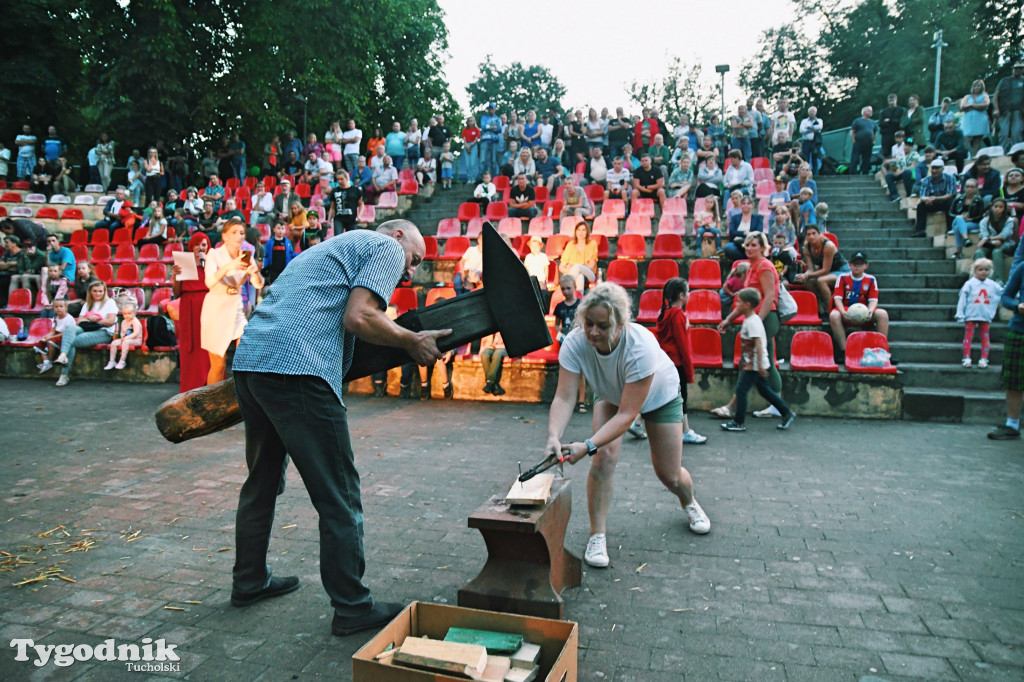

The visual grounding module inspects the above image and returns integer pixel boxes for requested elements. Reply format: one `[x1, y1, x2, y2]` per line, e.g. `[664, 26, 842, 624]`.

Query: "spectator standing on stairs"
[849, 106, 877, 175]
[989, 256, 1024, 440]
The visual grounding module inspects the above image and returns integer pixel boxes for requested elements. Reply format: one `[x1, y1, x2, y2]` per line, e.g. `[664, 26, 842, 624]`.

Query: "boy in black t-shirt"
[769, 232, 799, 284]
[553, 275, 582, 341]
[328, 170, 363, 234]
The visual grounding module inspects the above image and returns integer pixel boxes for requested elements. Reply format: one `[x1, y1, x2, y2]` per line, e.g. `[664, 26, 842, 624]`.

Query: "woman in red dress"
[171, 233, 211, 392]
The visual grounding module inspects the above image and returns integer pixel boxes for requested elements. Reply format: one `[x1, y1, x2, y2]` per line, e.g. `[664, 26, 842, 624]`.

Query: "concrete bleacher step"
[889, 340, 1004, 365]
[888, 320, 1008, 344]
[867, 259, 958, 275]
[877, 273, 969, 289]
[902, 387, 1006, 424]
[896, 362, 1001, 391]
[883, 304, 956, 322]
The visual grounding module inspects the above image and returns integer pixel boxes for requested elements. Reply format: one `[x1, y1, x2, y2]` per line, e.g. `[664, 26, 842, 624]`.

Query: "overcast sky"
[435, 0, 797, 115]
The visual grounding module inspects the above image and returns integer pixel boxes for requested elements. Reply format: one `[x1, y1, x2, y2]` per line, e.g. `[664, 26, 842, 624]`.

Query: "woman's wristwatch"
[584, 439, 598, 457]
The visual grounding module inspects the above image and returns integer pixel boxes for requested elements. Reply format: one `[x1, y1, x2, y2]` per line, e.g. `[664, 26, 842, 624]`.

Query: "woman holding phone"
[201, 218, 262, 384]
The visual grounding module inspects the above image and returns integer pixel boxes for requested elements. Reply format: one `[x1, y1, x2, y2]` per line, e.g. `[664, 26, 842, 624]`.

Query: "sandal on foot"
[710, 405, 734, 419]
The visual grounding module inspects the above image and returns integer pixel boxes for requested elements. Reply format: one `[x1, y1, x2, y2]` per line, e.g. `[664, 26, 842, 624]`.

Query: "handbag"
[777, 281, 798, 323]
[77, 320, 103, 332]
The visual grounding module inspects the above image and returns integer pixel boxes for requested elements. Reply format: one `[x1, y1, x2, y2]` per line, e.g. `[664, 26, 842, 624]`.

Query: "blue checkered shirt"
[232, 230, 405, 405]
[919, 172, 956, 198]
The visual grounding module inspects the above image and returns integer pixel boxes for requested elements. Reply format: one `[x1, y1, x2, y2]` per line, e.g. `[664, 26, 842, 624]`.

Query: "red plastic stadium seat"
[594, 234, 609, 259]
[398, 169, 415, 183]
[70, 244, 88, 263]
[89, 230, 109, 246]
[497, 217, 522, 237]
[12, 181, 30, 190]
[69, 229, 89, 245]
[534, 187, 550, 204]
[528, 216, 553, 236]
[112, 228, 132, 244]
[636, 289, 663, 324]
[466, 217, 485, 238]
[398, 180, 419, 195]
[377, 192, 398, 208]
[824, 232, 838, 249]
[356, 204, 375, 223]
[645, 259, 679, 288]
[545, 234, 570, 258]
[294, 184, 311, 199]
[423, 236, 438, 260]
[685, 290, 722, 324]
[753, 168, 774, 183]
[592, 214, 619, 238]
[558, 216, 579, 236]
[624, 214, 652, 236]
[601, 199, 626, 219]
[657, 214, 686, 235]
[687, 259, 722, 289]
[584, 184, 604, 204]
[133, 227, 149, 243]
[750, 157, 770, 170]
[425, 287, 457, 306]
[484, 202, 508, 221]
[90, 243, 111, 263]
[225, 178, 240, 192]
[633, 199, 656, 217]
[1, 192, 22, 202]
[457, 202, 481, 222]
[144, 288, 173, 315]
[615, 234, 646, 260]
[542, 200, 563, 218]
[62, 208, 84, 220]
[112, 243, 137, 264]
[390, 287, 418, 315]
[141, 262, 167, 285]
[786, 289, 822, 325]
[2, 288, 32, 312]
[789, 331, 839, 372]
[493, 176, 510, 191]
[652, 233, 683, 259]
[440, 236, 470, 260]
[436, 218, 462, 239]
[689, 328, 724, 368]
[3, 317, 24, 339]
[113, 263, 139, 285]
[0, 207, 5, 217]
[93, 262, 113, 284]
[36, 207, 59, 220]
[161, 243, 183, 263]
[844, 331, 898, 374]
[9, 318, 54, 346]
[663, 198, 687, 216]
[755, 181, 774, 198]
[606, 260, 638, 287]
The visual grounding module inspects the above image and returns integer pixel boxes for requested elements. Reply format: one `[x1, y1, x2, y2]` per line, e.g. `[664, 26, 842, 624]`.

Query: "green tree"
[627, 57, 719, 125]
[465, 57, 567, 117]
[739, 25, 832, 118]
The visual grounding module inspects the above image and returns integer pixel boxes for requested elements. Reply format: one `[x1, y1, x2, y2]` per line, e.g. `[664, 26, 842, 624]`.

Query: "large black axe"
[154, 222, 552, 443]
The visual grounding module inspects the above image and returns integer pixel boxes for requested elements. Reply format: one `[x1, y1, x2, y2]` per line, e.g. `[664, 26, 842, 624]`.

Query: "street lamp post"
[295, 94, 308, 141]
[931, 30, 947, 107]
[715, 64, 730, 127]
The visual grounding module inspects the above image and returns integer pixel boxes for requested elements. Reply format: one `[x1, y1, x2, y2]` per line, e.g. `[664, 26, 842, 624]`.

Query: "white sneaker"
[38, 360, 53, 374]
[55, 374, 69, 387]
[978, 358, 989, 369]
[683, 429, 707, 444]
[55, 352, 69, 366]
[962, 357, 972, 367]
[754, 405, 782, 418]
[115, 360, 126, 370]
[685, 500, 711, 534]
[103, 361, 116, 370]
[584, 533, 609, 568]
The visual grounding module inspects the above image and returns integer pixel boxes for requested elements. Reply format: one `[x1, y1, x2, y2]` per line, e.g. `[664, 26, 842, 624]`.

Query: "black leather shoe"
[332, 601, 405, 636]
[231, 576, 300, 607]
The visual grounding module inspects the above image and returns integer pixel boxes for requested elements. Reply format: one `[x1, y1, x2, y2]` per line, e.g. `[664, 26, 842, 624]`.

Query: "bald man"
[229, 220, 450, 636]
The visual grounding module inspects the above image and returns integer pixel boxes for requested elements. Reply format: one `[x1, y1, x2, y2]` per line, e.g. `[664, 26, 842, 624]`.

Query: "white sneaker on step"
[754, 405, 782, 418]
[584, 533, 609, 568]
[683, 429, 707, 444]
[685, 500, 711, 534]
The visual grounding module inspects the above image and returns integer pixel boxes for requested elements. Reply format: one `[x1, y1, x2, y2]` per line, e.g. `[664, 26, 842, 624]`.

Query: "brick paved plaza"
[1, 378, 1022, 681]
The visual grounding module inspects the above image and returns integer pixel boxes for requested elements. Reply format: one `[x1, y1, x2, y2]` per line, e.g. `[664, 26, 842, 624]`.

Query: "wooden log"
[392, 637, 487, 677]
[155, 379, 242, 443]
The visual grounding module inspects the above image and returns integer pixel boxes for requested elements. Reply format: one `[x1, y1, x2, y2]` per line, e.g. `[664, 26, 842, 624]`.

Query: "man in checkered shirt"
[228, 219, 450, 636]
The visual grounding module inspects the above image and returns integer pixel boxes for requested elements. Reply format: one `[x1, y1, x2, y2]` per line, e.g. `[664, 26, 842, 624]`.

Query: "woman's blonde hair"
[87, 279, 110, 309]
[575, 282, 633, 330]
[972, 258, 993, 275]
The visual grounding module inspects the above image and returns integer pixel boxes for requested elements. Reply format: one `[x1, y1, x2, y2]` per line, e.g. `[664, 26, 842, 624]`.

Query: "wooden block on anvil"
[393, 637, 487, 678]
[505, 473, 555, 506]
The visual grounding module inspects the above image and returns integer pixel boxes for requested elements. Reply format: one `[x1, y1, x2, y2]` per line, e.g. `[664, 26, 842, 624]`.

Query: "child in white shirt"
[956, 258, 1004, 368]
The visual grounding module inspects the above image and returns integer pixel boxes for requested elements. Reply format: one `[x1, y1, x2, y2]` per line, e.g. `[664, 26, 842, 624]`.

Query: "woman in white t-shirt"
[543, 282, 711, 569]
[53, 279, 120, 387]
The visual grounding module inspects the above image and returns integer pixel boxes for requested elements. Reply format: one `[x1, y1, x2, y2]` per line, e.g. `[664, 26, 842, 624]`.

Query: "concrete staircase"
[404, 184, 475, 238]
[815, 175, 1004, 423]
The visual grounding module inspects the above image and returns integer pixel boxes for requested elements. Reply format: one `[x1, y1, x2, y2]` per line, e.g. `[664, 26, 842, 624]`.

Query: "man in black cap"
[829, 251, 890, 358]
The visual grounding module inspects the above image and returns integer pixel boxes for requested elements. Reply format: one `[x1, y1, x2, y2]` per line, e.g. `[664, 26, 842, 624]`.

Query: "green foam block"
[443, 627, 524, 654]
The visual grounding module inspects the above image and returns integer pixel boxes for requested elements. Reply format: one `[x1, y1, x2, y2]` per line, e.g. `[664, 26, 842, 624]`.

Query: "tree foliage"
[465, 57, 567, 118]
[739, 0, 1014, 126]
[0, 0, 455, 163]
[627, 57, 719, 124]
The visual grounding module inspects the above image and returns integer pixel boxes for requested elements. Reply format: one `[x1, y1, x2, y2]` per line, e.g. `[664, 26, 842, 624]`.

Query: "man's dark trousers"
[233, 371, 374, 615]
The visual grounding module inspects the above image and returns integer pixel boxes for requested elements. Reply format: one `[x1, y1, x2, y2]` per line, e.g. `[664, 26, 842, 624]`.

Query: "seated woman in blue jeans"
[724, 196, 764, 263]
[54, 279, 119, 387]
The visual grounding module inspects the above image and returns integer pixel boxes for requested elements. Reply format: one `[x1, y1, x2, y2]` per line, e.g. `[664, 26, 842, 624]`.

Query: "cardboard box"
[353, 602, 577, 682]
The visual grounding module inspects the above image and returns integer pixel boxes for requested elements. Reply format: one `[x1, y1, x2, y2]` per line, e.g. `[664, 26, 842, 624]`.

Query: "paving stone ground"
[0, 378, 1022, 681]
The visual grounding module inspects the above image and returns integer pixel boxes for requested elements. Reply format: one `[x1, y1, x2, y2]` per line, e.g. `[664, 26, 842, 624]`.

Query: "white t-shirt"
[461, 247, 482, 274]
[559, 323, 679, 413]
[53, 314, 75, 334]
[81, 298, 120, 335]
[342, 129, 361, 156]
[524, 252, 549, 281]
[539, 124, 554, 147]
[770, 111, 796, 145]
